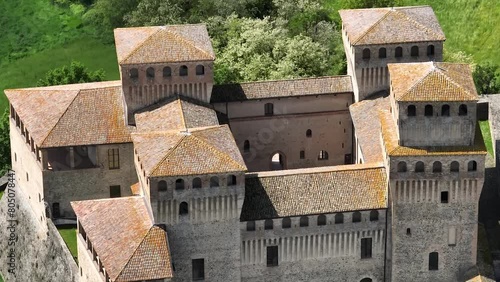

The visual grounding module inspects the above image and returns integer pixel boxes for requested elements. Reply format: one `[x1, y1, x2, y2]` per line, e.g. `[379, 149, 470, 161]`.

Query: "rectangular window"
[267, 246, 279, 267]
[264, 103, 274, 116]
[441, 191, 449, 203]
[192, 259, 205, 281]
[108, 148, 120, 169]
[448, 227, 456, 246]
[361, 238, 372, 259]
[300, 150, 305, 159]
[110, 185, 121, 198]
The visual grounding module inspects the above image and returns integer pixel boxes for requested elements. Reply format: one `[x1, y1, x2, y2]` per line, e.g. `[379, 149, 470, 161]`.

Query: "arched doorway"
[270, 152, 286, 170]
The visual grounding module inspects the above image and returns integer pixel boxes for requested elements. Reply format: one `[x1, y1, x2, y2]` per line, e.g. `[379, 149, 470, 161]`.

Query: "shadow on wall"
[240, 177, 277, 221]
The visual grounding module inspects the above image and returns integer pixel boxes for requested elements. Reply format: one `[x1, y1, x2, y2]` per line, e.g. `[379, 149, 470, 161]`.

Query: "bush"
[37, 61, 105, 86]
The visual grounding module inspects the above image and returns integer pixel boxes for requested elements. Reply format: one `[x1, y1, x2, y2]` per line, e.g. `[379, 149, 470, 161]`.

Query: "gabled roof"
[5, 81, 132, 148]
[135, 96, 219, 132]
[211, 76, 352, 103]
[388, 62, 478, 102]
[339, 6, 445, 45]
[241, 164, 387, 221]
[114, 24, 215, 65]
[132, 125, 247, 177]
[71, 197, 173, 282]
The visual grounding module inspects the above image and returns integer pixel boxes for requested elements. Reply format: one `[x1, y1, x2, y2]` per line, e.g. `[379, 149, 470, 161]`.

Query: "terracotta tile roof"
[350, 94, 390, 163]
[211, 76, 352, 103]
[115, 226, 173, 281]
[339, 6, 445, 45]
[71, 197, 172, 281]
[241, 164, 387, 221]
[135, 96, 219, 132]
[389, 62, 478, 102]
[132, 125, 247, 177]
[114, 24, 215, 64]
[5, 81, 132, 148]
[379, 107, 487, 156]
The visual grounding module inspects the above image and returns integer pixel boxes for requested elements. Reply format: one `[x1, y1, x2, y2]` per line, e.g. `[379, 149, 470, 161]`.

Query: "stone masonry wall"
[0, 176, 78, 282]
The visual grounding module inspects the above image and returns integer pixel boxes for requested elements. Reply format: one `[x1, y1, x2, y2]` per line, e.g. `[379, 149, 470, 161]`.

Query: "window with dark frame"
[429, 252, 438, 270]
[110, 185, 121, 198]
[300, 150, 305, 159]
[361, 238, 372, 259]
[282, 217, 291, 228]
[441, 191, 449, 203]
[265, 103, 274, 116]
[267, 246, 279, 267]
[192, 259, 205, 280]
[108, 148, 120, 169]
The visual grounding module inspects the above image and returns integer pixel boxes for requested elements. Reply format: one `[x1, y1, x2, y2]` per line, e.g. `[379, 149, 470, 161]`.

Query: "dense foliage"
[0, 109, 10, 176]
[37, 61, 105, 86]
[473, 63, 500, 95]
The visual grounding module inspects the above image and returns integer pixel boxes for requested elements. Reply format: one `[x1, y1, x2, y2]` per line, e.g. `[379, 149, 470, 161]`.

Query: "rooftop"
[241, 164, 387, 221]
[114, 24, 215, 65]
[211, 76, 352, 103]
[71, 197, 173, 281]
[135, 95, 219, 132]
[5, 81, 132, 148]
[339, 6, 445, 46]
[132, 125, 247, 177]
[388, 62, 478, 102]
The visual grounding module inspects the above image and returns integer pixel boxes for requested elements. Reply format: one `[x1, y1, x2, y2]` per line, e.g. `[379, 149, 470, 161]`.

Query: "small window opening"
[299, 216, 309, 227]
[175, 179, 185, 190]
[129, 68, 138, 79]
[395, 47, 403, 58]
[468, 160, 477, 171]
[300, 150, 305, 159]
[210, 176, 219, 188]
[265, 103, 274, 116]
[433, 162, 442, 173]
[163, 66, 172, 77]
[247, 221, 256, 231]
[265, 219, 273, 230]
[196, 65, 205, 75]
[429, 252, 438, 270]
[406, 228, 411, 235]
[450, 161, 460, 172]
[369, 210, 379, 221]
[179, 65, 188, 76]
[243, 140, 250, 153]
[318, 150, 329, 160]
[192, 259, 205, 280]
[459, 104, 468, 116]
[317, 214, 327, 226]
[146, 67, 155, 78]
[397, 161, 407, 172]
[227, 175, 237, 186]
[158, 180, 167, 192]
[427, 45, 435, 56]
[179, 202, 189, 215]
[282, 217, 291, 228]
[335, 213, 344, 224]
[353, 211, 361, 223]
[415, 161, 425, 173]
[362, 48, 371, 59]
[441, 191, 449, 203]
[379, 48, 387, 58]
[361, 238, 372, 259]
[267, 246, 279, 267]
[192, 177, 202, 189]
[407, 105, 416, 116]
[425, 105, 433, 116]
[441, 105, 450, 116]
[411, 46, 419, 57]
[306, 129, 312, 137]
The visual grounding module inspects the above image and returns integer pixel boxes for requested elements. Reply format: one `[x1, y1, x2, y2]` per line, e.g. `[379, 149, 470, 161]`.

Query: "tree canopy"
[0, 109, 10, 176]
[37, 61, 105, 86]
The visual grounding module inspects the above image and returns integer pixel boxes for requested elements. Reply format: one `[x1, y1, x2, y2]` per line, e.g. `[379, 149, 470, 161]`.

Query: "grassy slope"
[480, 120, 494, 156]
[325, 0, 500, 65]
[57, 225, 78, 262]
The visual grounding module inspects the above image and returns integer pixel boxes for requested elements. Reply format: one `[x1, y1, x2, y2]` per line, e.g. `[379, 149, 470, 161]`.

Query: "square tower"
[340, 6, 445, 102]
[114, 25, 215, 125]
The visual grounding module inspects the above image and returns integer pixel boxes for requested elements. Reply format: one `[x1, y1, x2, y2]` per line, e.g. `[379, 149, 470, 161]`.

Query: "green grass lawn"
[479, 120, 494, 156]
[57, 225, 78, 262]
[0, 190, 3, 200]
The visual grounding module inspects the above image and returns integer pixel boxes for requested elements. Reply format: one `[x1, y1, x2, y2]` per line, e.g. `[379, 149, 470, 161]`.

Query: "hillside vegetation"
[0, 0, 498, 112]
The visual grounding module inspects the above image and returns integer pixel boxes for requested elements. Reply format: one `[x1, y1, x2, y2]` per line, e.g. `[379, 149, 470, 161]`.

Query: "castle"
[5, 5, 486, 282]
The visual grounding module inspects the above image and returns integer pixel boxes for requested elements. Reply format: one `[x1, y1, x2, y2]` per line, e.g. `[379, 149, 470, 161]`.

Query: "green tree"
[0, 109, 10, 175]
[83, 0, 138, 41]
[37, 61, 105, 86]
[473, 63, 500, 94]
[340, 0, 395, 9]
[124, 0, 184, 26]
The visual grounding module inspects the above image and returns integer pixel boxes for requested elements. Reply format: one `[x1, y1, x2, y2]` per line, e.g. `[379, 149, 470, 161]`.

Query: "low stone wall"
[0, 176, 78, 282]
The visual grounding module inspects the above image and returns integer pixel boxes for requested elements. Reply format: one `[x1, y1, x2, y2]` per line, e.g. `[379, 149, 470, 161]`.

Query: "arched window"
[175, 179, 185, 190]
[397, 161, 407, 172]
[247, 221, 256, 231]
[360, 279, 373, 282]
[129, 68, 138, 79]
[352, 211, 361, 223]
[415, 161, 425, 173]
[299, 216, 309, 227]
[243, 140, 250, 153]
[395, 46, 403, 58]
[227, 175, 237, 186]
[362, 48, 370, 59]
[158, 180, 167, 192]
[282, 217, 291, 228]
[192, 177, 202, 189]
[370, 210, 379, 221]
[163, 66, 172, 77]
[196, 65, 205, 75]
[407, 105, 416, 116]
[265, 103, 274, 116]
[179, 65, 188, 76]
[425, 105, 433, 116]
[271, 153, 286, 170]
[379, 48, 387, 58]
[265, 219, 273, 230]
[427, 45, 435, 56]
[146, 67, 155, 78]
[450, 161, 460, 172]
[210, 176, 219, 188]
[318, 150, 329, 160]
[429, 252, 438, 270]
[406, 228, 411, 235]
[335, 213, 344, 224]
[468, 160, 477, 171]
[441, 105, 450, 116]
[459, 104, 468, 116]
[433, 161, 442, 173]
[317, 214, 327, 226]
[306, 129, 312, 137]
[179, 202, 189, 215]
[411, 46, 419, 57]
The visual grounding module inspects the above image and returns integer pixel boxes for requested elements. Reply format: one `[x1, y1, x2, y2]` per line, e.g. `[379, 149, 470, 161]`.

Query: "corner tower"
[383, 62, 486, 281]
[114, 24, 215, 124]
[340, 6, 445, 102]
